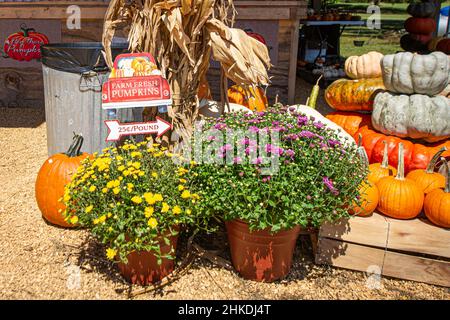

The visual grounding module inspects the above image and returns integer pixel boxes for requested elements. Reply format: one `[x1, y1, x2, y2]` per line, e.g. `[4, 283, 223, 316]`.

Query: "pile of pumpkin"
[400, 0, 450, 54]
[325, 50, 450, 228]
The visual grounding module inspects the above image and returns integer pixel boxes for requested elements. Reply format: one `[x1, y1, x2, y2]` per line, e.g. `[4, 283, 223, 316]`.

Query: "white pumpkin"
[381, 51, 450, 96]
[372, 91, 450, 143]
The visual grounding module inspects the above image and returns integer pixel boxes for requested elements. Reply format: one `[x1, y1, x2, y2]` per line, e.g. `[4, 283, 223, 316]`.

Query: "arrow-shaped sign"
[104, 117, 172, 142]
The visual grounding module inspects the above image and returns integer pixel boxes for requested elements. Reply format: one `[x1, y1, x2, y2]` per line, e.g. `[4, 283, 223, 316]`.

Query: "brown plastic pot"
[225, 219, 301, 282]
[117, 232, 178, 286]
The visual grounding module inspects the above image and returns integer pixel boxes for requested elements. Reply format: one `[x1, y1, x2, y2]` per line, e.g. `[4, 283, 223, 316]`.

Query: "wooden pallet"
[315, 212, 450, 287]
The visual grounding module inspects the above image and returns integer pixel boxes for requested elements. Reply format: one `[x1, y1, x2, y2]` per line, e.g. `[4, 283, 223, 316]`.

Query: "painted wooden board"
[319, 212, 450, 258]
[316, 238, 450, 288]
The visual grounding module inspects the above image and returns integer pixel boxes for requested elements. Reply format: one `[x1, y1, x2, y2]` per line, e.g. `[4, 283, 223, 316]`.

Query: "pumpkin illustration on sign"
[3, 25, 49, 61]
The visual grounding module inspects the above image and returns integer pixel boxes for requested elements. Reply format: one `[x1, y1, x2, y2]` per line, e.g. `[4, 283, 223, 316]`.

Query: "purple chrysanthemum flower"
[323, 177, 339, 195]
[328, 139, 341, 147]
[285, 149, 295, 158]
[314, 121, 325, 130]
[249, 126, 259, 133]
[299, 130, 316, 139]
[252, 157, 263, 165]
[207, 135, 217, 141]
[214, 122, 227, 130]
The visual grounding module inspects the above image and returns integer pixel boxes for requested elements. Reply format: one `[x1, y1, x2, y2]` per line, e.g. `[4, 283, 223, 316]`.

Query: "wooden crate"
[316, 212, 450, 288]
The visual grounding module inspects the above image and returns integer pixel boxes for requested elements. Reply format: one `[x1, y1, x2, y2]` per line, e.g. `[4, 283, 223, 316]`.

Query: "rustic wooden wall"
[0, 18, 105, 108]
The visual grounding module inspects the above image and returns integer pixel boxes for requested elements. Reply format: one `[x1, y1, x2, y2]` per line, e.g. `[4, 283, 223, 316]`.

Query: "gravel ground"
[1, 88, 449, 300]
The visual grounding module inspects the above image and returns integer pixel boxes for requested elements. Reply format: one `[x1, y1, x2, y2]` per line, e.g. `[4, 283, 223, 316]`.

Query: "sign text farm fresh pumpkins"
[101, 53, 173, 142]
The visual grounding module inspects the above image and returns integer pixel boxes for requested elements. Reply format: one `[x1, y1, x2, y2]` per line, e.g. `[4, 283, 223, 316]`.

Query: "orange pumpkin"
[198, 75, 212, 100]
[350, 137, 379, 217]
[376, 143, 424, 219]
[424, 158, 450, 228]
[367, 141, 397, 184]
[35, 134, 90, 227]
[406, 147, 447, 194]
[228, 85, 267, 112]
[351, 181, 379, 217]
[325, 112, 372, 137]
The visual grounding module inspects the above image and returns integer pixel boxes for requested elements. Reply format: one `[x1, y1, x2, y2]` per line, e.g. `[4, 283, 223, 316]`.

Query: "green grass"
[333, 1, 450, 57]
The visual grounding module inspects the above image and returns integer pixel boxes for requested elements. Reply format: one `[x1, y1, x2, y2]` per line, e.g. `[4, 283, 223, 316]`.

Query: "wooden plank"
[316, 238, 450, 287]
[0, 5, 108, 20]
[319, 213, 390, 249]
[319, 213, 450, 258]
[236, 7, 292, 20]
[288, 19, 300, 105]
[316, 238, 385, 271]
[386, 217, 450, 259]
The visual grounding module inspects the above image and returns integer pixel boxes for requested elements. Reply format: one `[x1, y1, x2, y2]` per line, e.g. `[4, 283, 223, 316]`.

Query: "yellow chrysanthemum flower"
[131, 151, 142, 158]
[89, 185, 97, 192]
[85, 205, 94, 213]
[154, 194, 163, 202]
[148, 218, 158, 228]
[151, 172, 158, 178]
[181, 190, 191, 199]
[186, 209, 192, 215]
[144, 206, 154, 218]
[172, 206, 182, 215]
[118, 165, 125, 172]
[102, 187, 108, 194]
[106, 248, 117, 260]
[161, 202, 170, 213]
[131, 162, 141, 169]
[113, 187, 120, 195]
[179, 178, 187, 184]
[69, 216, 78, 224]
[178, 185, 184, 191]
[144, 192, 156, 205]
[131, 196, 143, 204]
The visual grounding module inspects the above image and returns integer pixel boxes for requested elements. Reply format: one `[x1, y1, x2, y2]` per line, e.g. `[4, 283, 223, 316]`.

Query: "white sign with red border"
[104, 117, 172, 141]
[101, 53, 173, 141]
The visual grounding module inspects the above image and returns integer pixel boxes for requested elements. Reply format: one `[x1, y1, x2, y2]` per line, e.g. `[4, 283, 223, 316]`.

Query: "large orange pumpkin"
[424, 158, 450, 228]
[406, 147, 447, 194]
[228, 85, 267, 112]
[376, 143, 424, 219]
[35, 134, 90, 227]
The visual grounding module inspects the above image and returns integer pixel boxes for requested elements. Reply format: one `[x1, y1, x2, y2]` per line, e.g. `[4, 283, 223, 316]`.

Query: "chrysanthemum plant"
[63, 139, 205, 264]
[189, 107, 368, 232]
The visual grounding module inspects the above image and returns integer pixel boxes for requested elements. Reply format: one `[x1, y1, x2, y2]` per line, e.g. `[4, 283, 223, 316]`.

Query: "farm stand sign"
[102, 53, 173, 141]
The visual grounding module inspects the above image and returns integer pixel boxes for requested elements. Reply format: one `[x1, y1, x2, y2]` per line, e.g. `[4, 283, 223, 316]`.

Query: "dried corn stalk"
[102, 0, 270, 143]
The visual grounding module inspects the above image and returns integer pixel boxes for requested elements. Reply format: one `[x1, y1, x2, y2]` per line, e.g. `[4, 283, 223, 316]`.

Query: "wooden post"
[288, 19, 300, 105]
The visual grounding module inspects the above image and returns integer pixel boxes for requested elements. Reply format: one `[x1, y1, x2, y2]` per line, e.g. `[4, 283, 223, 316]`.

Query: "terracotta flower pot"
[225, 219, 301, 282]
[117, 233, 178, 286]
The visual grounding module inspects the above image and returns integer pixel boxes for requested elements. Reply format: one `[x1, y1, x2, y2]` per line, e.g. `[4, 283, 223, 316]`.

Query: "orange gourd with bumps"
[376, 143, 424, 219]
[35, 134, 90, 227]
